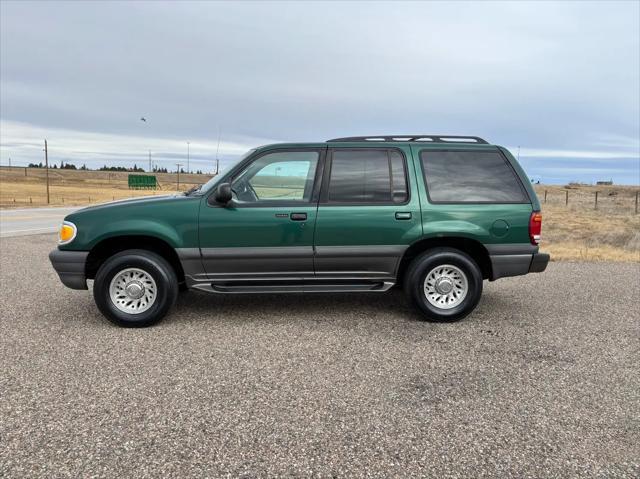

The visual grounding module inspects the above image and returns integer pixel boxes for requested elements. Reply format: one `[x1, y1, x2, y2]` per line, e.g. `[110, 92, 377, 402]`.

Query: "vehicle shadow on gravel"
[165, 288, 517, 328]
[171, 288, 418, 324]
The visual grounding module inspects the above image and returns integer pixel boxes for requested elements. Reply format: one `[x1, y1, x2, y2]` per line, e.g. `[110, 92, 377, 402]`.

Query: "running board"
[191, 280, 395, 294]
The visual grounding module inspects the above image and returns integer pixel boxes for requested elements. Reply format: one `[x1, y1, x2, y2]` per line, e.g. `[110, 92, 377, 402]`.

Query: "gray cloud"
[1, 1, 638, 182]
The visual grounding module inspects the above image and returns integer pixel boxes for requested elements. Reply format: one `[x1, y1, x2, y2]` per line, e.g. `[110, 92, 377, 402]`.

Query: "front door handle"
[395, 212, 412, 220]
[290, 212, 307, 221]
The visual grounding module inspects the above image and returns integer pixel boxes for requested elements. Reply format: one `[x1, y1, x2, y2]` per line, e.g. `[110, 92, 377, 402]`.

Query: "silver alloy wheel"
[423, 264, 468, 310]
[109, 268, 157, 314]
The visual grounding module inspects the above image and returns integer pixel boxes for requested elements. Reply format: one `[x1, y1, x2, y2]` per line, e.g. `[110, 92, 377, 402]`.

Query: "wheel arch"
[396, 236, 492, 284]
[85, 235, 185, 283]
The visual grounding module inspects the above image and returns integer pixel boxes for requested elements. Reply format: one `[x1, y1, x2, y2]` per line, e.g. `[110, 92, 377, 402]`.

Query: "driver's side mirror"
[211, 183, 232, 205]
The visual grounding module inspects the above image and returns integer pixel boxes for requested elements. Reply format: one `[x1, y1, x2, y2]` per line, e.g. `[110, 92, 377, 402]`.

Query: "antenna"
[215, 126, 221, 175]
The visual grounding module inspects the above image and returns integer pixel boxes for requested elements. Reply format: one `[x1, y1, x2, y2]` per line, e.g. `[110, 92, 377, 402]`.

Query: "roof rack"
[327, 135, 488, 144]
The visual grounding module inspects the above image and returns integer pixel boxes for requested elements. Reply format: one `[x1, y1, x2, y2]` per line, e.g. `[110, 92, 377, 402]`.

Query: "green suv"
[50, 135, 549, 327]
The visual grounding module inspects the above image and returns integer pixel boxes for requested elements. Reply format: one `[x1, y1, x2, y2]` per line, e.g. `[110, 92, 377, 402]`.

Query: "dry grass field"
[0, 166, 210, 207]
[1, 167, 638, 262]
[533, 185, 639, 262]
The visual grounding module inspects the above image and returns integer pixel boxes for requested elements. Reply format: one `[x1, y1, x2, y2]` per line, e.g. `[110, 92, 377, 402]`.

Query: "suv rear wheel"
[93, 249, 178, 327]
[404, 248, 483, 322]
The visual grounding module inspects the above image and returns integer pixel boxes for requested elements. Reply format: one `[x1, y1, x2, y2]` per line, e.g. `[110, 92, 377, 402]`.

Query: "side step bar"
[191, 280, 395, 294]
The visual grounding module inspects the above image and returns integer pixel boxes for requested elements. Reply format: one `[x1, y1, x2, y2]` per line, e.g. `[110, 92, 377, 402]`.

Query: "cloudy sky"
[1, 0, 639, 183]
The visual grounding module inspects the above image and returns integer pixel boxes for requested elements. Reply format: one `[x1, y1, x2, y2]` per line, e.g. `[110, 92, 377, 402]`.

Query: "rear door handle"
[395, 212, 412, 220]
[290, 212, 307, 221]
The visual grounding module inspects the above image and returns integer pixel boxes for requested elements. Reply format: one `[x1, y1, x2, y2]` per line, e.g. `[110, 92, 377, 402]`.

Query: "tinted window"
[232, 151, 318, 202]
[328, 150, 408, 203]
[390, 152, 408, 203]
[421, 150, 526, 203]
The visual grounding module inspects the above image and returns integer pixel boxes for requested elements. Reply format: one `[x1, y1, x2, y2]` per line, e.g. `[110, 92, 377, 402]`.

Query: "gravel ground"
[1, 234, 639, 478]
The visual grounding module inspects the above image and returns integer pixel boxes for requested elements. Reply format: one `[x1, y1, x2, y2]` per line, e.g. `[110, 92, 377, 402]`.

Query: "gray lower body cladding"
[183, 245, 404, 287]
[314, 245, 406, 279]
[199, 246, 315, 277]
[49, 249, 89, 290]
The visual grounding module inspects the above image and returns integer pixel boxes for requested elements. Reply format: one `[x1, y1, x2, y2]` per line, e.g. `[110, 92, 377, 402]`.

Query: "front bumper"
[49, 249, 89, 290]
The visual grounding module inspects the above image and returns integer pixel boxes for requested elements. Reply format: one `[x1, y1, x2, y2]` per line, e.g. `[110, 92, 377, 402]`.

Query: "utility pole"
[215, 158, 219, 175]
[175, 163, 183, 191]
[44, 139, 50, 204]
[186, 141, 190, 174]
[148, 150, 152, 172]
[8, 157, 10, 168]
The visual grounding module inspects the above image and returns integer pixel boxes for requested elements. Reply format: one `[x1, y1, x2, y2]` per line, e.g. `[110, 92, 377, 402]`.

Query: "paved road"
[0, 206, 81, 237]
[1, 234, 639, 478]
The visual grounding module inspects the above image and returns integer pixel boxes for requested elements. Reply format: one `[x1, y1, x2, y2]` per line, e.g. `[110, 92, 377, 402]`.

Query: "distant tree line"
[25, 162, 206, 174]
[28, 161, 87, 170]
[99, 164, 145, 172]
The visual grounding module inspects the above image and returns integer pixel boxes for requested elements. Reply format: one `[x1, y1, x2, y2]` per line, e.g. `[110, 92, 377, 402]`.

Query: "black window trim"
[319, 147, 411, 206]
[418, 148, 531, 205]
[205, 147, 327, 208]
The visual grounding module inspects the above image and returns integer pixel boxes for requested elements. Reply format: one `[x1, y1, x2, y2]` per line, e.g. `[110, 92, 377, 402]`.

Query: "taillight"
[529, 211, 542, 245]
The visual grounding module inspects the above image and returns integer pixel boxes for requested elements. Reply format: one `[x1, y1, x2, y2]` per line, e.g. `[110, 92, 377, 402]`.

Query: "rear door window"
[420, 150, 527, 203]
[326, 149, 408, 204]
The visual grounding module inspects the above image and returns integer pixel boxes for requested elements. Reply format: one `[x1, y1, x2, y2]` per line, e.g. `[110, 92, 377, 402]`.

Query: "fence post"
[544, 190, 547, 203]
[30, 197, 32, 204]
[565, 190, 569, 206]
[595, 191, 598, 210]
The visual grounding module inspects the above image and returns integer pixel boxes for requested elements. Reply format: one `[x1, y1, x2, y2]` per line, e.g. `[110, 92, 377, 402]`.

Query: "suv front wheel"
[404, 248, 483, 322]
[93, 249, 178, 327]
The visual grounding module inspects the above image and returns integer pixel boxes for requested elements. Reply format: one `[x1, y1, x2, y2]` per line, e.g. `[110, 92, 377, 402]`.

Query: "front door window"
[231, 151, 319, 203]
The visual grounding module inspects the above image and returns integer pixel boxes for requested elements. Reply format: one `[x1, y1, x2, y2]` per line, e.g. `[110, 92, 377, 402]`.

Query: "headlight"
[58, 221, 77, 245]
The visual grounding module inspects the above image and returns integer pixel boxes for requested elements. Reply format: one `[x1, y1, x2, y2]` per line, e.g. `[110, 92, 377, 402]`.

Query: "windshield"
[190, 149, 256, 195]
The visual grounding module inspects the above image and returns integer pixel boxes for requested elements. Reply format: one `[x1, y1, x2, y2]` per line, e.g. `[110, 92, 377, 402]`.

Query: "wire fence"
[535, 187, 639, 214]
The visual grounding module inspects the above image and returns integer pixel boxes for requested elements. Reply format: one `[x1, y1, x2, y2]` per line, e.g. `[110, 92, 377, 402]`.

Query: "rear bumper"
[487, 244, 550, 280]
[529, 252, 550, 273]
[49, 249, 89, 290]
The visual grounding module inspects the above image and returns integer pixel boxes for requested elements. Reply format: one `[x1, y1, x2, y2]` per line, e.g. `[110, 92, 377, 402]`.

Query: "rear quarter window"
[420, 150, 528, 203]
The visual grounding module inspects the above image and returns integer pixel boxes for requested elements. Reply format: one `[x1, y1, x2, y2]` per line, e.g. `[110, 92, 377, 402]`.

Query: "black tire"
[404, 248, 483, 322]
[93, 249, 178, 327]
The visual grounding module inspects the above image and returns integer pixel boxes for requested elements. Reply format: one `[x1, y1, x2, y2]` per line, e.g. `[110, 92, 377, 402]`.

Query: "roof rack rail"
[327, 135, 488, 144]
